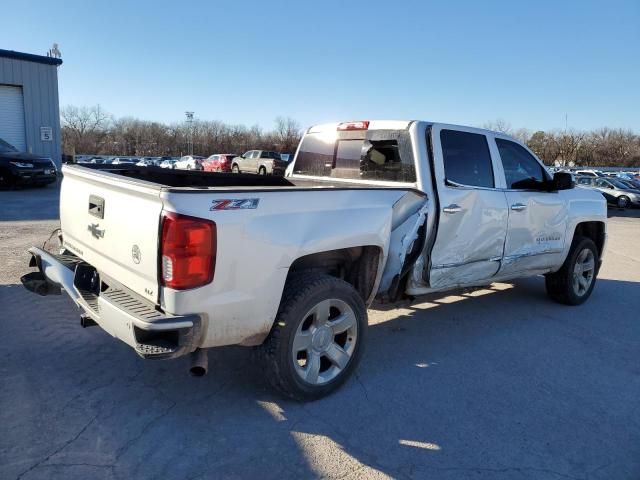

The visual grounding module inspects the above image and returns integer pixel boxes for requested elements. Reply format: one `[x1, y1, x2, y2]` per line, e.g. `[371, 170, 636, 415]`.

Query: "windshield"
[0, 138, 18, 153]
[609, 179, 629, 189]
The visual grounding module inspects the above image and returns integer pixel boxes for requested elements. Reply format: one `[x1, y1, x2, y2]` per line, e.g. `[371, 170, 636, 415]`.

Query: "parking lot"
[1, 183, 639, 480]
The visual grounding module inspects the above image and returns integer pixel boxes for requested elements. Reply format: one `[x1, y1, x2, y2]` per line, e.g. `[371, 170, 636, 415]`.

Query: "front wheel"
[259, 273, 367, 401]
[617, 196, 629, 209]
[232, 164, 240, 173]
[545, 236, 599, 305]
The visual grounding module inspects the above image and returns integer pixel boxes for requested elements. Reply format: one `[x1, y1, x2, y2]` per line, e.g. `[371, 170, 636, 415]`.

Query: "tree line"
[61, 105, 302, 157]
[483, 120, 640, 167]
[61, 106, 639, 167]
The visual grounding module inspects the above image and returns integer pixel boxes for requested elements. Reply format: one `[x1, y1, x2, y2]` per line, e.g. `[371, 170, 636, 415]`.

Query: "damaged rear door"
[426, 126, 509, 289]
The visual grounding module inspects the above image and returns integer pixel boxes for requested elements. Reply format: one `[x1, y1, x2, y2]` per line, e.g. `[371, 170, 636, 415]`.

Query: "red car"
[202, 154, 237, 173]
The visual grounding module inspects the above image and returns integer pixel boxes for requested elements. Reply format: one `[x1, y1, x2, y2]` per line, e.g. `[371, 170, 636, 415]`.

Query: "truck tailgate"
[60, 167, 162, 302]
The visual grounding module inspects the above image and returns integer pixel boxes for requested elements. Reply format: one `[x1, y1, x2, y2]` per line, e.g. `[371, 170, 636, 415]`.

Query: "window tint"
[294, 130, 416, 182]
[440, 130, 494, 188]
[496, 139, 548, 189]
[260, 151, 269, 158]
[577, 177, 593, 185]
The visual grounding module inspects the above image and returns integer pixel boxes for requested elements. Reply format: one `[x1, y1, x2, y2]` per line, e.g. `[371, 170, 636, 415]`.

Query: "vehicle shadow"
[607, 206, 640, 219]
[0, 180, 61, 221]
[1, 276, 638, 479]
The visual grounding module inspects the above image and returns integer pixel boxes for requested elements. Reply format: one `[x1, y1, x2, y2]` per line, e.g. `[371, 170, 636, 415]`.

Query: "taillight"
[160, 212, 216, 290]
[337, 121, 369, 131]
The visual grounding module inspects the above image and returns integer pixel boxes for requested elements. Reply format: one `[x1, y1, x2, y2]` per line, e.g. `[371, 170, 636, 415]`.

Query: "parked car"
[0, 137, 57, 188]
[576, 176, 640, 208]
[231, 150, 288, 175]
[22, 120, 607, 400]
[617, 178, 640, 191]
[175, 155, 205, 170]
[202, 154, 237, 173]
[111, 157, 137, 165]
[136, 157, 161, 167]
[574, 169, 604, 177]
[159, 159, 177, 169]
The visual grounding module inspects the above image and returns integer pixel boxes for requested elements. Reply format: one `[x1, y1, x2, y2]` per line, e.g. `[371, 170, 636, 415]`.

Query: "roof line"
[0, 49, 63, 66]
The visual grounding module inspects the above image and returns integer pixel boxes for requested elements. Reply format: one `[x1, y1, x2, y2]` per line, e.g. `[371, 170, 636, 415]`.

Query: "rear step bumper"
[22, 247, 201, 359]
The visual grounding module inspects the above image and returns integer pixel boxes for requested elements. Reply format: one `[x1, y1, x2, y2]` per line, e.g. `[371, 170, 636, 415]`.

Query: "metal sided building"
[0, 49, 63, 166]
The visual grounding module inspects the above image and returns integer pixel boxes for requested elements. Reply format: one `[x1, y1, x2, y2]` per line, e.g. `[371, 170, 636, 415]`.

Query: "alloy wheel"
[292, 299, 358, 385]
[572, 248, 595, 296]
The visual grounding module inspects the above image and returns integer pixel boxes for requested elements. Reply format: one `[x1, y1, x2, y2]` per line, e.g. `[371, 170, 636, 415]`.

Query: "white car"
[111, 157, 137, 165]
[23, 120, 607, 400]
[174, 155, 205, 170]
[159, 159, 177, 169]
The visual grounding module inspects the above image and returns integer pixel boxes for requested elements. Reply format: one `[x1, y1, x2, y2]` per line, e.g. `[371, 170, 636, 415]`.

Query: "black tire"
[545, 236, 599, 306]
[0, 169, 14, 189]
[232, 164, 240, 173]
[617, 196, 629, 209]
[258, 166, 266, 175]
[258, 273, 367, 401]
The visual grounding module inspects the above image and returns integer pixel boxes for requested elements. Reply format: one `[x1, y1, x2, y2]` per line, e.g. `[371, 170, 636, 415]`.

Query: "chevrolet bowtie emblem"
[88, 223, 105, 239]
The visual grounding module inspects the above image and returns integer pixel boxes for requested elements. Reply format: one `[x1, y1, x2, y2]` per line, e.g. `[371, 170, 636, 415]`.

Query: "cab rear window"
[293, 130, 416, 182]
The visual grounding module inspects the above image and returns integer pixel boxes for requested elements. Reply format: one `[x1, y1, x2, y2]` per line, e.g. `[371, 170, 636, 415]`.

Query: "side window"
[577, 177, 591, 185]
[495, 139, 548, 189]
[440, 130, 494, 188]
[243, 151, 252, 158]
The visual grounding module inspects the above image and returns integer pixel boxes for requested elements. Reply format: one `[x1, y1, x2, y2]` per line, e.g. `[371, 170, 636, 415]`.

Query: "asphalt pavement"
[1, 183, 639, 479]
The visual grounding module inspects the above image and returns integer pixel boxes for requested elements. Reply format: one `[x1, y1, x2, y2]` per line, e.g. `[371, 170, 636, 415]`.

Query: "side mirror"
[552, 172, 574, 190]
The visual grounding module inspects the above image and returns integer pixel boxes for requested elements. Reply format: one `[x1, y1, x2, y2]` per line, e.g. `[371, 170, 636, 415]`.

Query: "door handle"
[511, 203, 527, 211]
[443, 204, 462, 214]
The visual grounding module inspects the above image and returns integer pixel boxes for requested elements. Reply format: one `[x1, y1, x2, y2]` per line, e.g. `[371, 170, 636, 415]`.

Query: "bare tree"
[61, 105, 112, 154]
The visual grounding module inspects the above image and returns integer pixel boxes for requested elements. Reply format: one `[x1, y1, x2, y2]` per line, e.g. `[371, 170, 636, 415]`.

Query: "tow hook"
[80, 314, 97, 328]
[189, 349, 208, 377]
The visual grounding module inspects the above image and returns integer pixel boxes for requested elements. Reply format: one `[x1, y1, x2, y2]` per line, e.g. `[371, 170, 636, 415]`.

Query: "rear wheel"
[258, 166, 266, 175]
[545, 236, 598, 305]
[617, 195, 629, 209]
[259, 273, 367, 401]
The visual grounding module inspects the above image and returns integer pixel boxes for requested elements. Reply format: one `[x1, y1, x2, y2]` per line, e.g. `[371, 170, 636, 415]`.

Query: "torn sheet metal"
[378, 192, 429, 294]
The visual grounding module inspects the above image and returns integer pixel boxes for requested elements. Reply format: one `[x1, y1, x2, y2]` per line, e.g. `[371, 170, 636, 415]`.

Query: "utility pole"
[185, 111, 194, 155]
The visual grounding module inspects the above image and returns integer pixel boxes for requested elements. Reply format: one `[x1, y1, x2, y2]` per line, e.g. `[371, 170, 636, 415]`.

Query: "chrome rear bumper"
[22, 247, 201, 359]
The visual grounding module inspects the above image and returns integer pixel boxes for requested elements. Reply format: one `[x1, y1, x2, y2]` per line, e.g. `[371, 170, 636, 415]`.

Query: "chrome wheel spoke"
[312, 300, 331, 326]
[582, 258, 595, 273]
[305, 352, 321, 383]
[293, 331, 312, 352]
[325, 342, 350, 370]
[329, 311, 356, 335]
[573, 274, 581, 293]
[578, 275, 588, 290]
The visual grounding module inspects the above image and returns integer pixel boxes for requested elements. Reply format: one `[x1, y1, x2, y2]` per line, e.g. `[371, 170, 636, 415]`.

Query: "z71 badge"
[210, 198, 260, 211]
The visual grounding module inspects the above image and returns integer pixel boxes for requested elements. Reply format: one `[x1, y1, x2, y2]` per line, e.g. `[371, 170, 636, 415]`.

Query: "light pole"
[185, 111, 194, 155]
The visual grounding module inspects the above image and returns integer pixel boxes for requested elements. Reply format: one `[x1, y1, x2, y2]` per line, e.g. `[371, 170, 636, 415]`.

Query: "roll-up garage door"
[0, 85, 26, 152]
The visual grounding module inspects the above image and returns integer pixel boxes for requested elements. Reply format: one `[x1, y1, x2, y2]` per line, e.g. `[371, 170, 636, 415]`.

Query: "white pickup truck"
[23, 120, 607, 400]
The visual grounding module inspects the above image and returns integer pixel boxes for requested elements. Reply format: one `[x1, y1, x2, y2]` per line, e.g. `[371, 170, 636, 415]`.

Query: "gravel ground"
[1, 183, 639, 479]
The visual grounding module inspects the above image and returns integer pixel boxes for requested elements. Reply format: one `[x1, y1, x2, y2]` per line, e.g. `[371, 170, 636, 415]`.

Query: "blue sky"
[2, 0, 639, 132]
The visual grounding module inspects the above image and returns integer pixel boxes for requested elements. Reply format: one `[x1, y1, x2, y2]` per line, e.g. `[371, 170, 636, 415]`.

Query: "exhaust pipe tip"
[189, 349, 208, 377]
